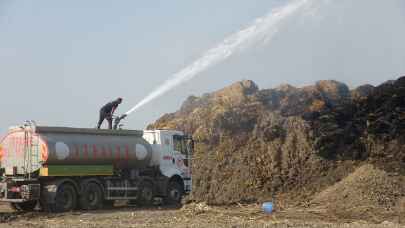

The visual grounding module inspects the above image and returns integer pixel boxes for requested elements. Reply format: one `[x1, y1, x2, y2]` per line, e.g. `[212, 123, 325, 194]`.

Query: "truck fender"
[160, 167, 183, 180]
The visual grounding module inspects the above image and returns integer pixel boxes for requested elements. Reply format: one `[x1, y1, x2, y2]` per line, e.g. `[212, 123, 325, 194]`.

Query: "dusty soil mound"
[310, 164, 405, 220]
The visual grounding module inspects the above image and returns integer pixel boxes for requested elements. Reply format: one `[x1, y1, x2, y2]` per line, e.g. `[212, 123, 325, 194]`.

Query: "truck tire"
[79, 182, 103, 210]
[53, 183, 77, 212]
[164, 181, 183, 205]
[9, 201, 37, 212]
[136, 181, 154, 206]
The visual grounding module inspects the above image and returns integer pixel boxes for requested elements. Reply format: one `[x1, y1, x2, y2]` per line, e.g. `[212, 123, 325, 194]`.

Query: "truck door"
[172, 135, 191, 171]
[173, 135, 193, 193]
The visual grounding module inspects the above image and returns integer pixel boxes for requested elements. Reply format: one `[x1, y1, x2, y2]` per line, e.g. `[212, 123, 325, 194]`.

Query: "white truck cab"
[142, 130, 193, 193]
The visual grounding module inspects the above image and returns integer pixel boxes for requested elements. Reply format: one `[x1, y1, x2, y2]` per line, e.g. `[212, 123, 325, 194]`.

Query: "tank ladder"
[23, 121, 39, 179]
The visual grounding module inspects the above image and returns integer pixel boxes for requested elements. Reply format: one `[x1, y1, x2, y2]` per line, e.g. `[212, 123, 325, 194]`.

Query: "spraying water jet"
[122, 0, 316, 123]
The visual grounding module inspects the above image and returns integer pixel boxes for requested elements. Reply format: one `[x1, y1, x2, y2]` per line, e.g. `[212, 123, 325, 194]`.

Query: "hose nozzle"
[113, 114, 128, 130]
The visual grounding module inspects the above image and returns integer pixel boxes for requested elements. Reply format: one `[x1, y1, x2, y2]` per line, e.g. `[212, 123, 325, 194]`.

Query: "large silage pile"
[310, 164, 405, 221]
[149, 76, 405, 219]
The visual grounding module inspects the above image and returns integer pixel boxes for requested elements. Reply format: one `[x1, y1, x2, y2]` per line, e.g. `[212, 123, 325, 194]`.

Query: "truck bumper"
[0, 180, 40, 202]
[183, 178, 192, 194]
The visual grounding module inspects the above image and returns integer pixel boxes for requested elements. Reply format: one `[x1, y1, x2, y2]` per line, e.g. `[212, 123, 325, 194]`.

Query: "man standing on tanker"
[97, 97, 123, 129]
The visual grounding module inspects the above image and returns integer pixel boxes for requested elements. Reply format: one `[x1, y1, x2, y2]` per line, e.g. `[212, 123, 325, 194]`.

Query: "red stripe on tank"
[93, 145, 98, 158]
[83, 144, 88, 158]
[101, 146, 107, 157]
[125, 145, 130, 160]
[115, 146, 121, 160]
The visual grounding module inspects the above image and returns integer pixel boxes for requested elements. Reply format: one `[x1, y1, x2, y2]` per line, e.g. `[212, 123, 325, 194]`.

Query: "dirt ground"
[0, 203, 403, 228]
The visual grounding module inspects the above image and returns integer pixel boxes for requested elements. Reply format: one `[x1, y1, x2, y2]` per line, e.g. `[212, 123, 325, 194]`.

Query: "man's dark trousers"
[97, 110, 113, 129]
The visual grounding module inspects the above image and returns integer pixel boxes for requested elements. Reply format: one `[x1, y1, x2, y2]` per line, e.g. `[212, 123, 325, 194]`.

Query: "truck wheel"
[54, 183, 77, 212]
[164, 181, 183, 205]
[9, 201, 37, 212]
[80, 182, 103, 210]
[136, 181, 154, 206]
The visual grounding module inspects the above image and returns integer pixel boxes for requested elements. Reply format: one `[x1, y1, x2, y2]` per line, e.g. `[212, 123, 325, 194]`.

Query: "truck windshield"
[173, 135, 193, 156]
[173, 135, 186, 155]
[173, 135, 193, 168]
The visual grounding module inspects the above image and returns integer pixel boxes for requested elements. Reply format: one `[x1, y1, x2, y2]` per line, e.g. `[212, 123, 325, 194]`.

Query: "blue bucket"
[262, 202, 273, 214]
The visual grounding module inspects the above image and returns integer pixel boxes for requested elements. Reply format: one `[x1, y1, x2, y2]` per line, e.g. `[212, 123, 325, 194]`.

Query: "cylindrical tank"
[0, 126, 153, 174]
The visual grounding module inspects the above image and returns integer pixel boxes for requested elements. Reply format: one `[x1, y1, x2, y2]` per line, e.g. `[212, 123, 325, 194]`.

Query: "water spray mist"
[122, 0, 315, 121]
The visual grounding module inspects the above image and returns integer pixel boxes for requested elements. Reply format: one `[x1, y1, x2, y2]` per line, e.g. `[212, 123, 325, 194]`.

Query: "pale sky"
[1, 0, 405, 133]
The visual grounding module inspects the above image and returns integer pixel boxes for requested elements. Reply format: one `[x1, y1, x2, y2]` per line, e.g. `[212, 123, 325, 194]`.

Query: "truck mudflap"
[0, 181, 40, 202]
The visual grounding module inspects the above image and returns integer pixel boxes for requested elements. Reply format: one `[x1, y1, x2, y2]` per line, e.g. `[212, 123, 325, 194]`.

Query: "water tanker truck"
[0, 122, 193, 212]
